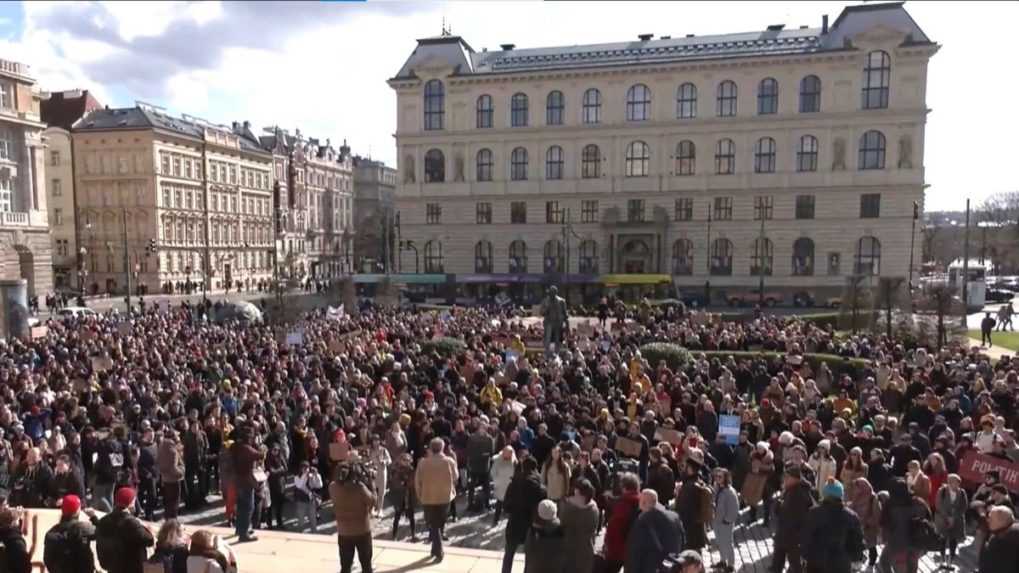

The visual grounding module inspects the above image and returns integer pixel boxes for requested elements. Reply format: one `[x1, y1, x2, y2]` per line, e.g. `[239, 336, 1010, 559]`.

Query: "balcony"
[0, 211, 28, 226]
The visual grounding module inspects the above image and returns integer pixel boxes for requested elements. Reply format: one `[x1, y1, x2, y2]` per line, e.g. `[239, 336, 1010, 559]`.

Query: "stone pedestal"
[0, 279, 29, 339]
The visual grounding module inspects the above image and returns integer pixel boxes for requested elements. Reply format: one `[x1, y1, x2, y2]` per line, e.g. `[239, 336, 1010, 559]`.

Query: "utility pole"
[962, 198, 970, 321]
[121, 207, 132, 312]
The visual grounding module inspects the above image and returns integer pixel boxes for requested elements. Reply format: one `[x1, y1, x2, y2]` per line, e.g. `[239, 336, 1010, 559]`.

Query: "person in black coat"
[11, 447, 52, 508]
[980, 506, 1019, 573]
[626, 489, 685, 573]
[96, 488, 155, 573]
[48, 454, 85, 505]
[0, 506, 31, 573]
[771, 465, 815, 573]
[502, 457, 546, 573]
[801, 479, 865, 573]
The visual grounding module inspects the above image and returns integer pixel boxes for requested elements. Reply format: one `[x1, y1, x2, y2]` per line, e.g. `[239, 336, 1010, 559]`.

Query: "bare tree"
[980, 191, 1019, 234]
[874, 277, 906, 338]
[839, 275, 871, 333]
[916, 282, 957, 349]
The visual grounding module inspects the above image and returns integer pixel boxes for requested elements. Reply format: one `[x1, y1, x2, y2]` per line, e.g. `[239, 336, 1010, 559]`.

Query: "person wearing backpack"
[801, 479, 865, 573]
[877, 478, 931, 573]
[770, 465, 815, 573]
[44, 495, 99, 573]
[96, 487, 155, 573]
[674, 456, 711, 552]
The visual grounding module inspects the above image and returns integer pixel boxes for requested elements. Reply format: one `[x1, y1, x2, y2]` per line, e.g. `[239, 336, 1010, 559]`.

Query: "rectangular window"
[511, 201, 527, 224]
[795, 195, 815, 219]
[229, 166, 237, 184]
[54, 208, 63, 225]
[545, 201, 561, 224]
[627, 199, 646, 223]
[581, 200, 599, 223]
[172, 156, 181, 176]
[56, 239, 68, 257]
[162, 189, 171, 207]
[860, 193, 881, 218]
[51, 179, 61, 197]
[426, 203, 441, 224]
[174, 190, 182, 208]
[476, 202, 492, 224]
[0, 81, 13, 110]
[50, 151, 60, 166]
[161, 154, 170, 175]
[184, 159, 192, 179]
[713, 197, 733, 221]
[754, 196, 774, 221]
[674, 198, 693, 221]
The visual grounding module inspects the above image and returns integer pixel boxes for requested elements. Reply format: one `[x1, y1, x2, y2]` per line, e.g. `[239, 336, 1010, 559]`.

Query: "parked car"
[724, 289, 784, 307]
[986, 288, 1016, 303]
[57, 306, 97, 319]
[791, 291, 816, 308]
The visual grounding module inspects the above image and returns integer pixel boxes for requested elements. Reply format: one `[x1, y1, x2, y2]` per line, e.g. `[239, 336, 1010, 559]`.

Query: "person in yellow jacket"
[509, 334, 526, 357]
[480, 378, 503, 408]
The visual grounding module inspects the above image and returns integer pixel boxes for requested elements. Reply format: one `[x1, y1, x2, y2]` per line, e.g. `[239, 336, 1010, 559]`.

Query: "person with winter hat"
[523, 499, 565, 573]
[801, 479, 865, 573]
[95, 487, 154, 573]
[44, 495, 99, 573]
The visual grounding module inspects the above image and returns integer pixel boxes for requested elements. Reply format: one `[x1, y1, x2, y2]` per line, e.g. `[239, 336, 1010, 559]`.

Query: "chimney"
[822, 14, 829, 34]
[500, 43, 515, 51]
[660, 35, 671, 40]
[685, 34, 695, 38]
[638, 33, 653, 42]
[243, 120, 250, 130]
[232, 121, 239, 130]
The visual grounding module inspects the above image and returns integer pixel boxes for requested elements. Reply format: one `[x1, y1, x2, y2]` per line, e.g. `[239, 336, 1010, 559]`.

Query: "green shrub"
[420, 336, 466, 356]
[691, 350, 869, 378]
[640, 342, 692, 370]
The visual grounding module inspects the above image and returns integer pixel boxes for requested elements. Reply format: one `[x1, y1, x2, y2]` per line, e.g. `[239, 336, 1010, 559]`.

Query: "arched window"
[581, 144, 601, 179]
[476, 94, 493, 128]
[546, 90, 565, 125]
[625, 141, 650, 177]
[476, 148, 493, 182]
[511, 93, 529, 127]
[510, 147, 528, 180]
[800, 75, 821, 113]
[797, 135, 819, 172]
[545, 146, 564, 180]
[424, 240, 443, 273]
[509, 240, 527, 273]
[579, 240, 599, 274]
[543, 240, 564, 273]
[751, 237, 774, 276]
[855, 236, 881, 275]
[754, 137, 777, 173]
[859, 130, 886, 170]
[675, 140, 695, 176]
[710, 238, 733, 276]
[423, 79, 444, 130]
[792, 238, 815, 276]
[862, 50, 891, 109]
[676, 83, 697, 119]
[424, 149, 445, 183]
[474, 240, 493, 273]
[672, 239, 693, 275]
[625, 84, 651, 121]
[717, 80, 737, 117]
[757, 78, 778, 115]
[582, 88, 601, 124]
[715, 138, 735, 175]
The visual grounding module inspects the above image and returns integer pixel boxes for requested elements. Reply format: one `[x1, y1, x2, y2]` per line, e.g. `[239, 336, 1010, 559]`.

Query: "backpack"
[696, 482, 714, 523]
[44, 524, 77, 573]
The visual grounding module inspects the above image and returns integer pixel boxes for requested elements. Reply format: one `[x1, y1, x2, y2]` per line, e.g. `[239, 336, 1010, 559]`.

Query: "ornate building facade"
[389, 3, 938, 302]
[352, 155, 397, 272]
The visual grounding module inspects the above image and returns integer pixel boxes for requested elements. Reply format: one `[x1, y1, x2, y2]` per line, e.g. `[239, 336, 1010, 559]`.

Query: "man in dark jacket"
[95, 488, 154, 573]
[0, 506, 30, 573]
[182, 417, 209, 509]
[230, 427, 264, 542]
[502, 456, 546, 573]
[980, 505, 1019, 573]
[92, 428, 128, 512]
[135, 428, 158, 521]
[801, 480, 865, 573]
[44, 495, 99, 573]
[48, 454, 85, 506]
[889, 433, 921, 477]
[626, 489, 685, 573]
[674, 458, 709, 551]
[466, 423, 494, 511]
[770, 465, 815, 573]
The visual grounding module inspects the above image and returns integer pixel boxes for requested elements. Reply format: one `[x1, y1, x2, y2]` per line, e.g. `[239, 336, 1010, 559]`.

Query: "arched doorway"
[620, 239, 652, 274]
[14, 245, 34, 297]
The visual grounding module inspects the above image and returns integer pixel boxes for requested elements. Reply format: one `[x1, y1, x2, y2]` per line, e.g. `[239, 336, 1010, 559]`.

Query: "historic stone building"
[389, 3, 938, 303]
[0, 59, 52, 301]
[72, 105, 275, 295]
[259, 128, 355, 281]
[352, 155, 397, 272]
[40, 89, 103, 289]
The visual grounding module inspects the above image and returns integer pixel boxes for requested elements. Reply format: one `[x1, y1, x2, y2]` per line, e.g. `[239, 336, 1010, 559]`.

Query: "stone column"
[0, 278, 28, 338]
[22, 143, 34, 211]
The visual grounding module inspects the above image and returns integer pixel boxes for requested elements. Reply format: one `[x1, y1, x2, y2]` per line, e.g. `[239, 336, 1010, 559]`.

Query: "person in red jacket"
[601, 472, 641, 573]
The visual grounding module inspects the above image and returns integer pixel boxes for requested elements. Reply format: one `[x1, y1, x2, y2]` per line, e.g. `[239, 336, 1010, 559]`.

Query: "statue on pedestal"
[541, 285, 569, 351]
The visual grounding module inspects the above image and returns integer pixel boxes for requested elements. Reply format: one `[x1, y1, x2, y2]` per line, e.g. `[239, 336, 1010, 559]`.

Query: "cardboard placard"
[654, 428, 684, 446]
[329, 442, 350, 462]
[576, 321, 596, 338]
[285, 329, 304, 347]
[91, 356, 112, 373]
[30, 325, 48, 340]
[328, 338, 345, 354]
[614, 436, 643, 458]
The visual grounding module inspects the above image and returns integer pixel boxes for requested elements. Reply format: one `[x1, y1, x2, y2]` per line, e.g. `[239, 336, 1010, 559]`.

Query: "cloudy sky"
[0, 1, 1013, 210]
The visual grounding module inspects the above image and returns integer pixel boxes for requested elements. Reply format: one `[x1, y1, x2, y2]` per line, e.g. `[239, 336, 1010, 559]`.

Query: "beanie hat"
[61, 495, 81, 518]
[115, 487, 136, 508]
[822, 479, 844, 500]
[537, 499, 558, 521]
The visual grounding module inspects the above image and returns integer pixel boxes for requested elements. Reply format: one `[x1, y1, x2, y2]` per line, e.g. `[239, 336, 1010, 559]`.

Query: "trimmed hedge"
[420, 336, 466, 356]
[692, 349, 870, 378]
[639, 342, 692, 370]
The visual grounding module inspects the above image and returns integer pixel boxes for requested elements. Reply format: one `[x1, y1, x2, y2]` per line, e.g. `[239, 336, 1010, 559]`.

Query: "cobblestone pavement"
[173, 490, 977, 572]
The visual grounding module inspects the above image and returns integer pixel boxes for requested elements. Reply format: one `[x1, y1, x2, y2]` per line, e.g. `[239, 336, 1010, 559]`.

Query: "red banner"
[959, 450, 1019, 494]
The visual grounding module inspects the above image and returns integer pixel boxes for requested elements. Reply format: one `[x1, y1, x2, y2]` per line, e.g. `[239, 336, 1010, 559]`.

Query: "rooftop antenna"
[441, 15, 451, 36]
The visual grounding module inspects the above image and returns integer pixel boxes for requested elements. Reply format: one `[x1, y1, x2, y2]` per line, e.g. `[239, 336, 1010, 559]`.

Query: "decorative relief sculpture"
[898, 135, 913, 169]
[403, 155, 415, 183]
[832, 137, 846, 171]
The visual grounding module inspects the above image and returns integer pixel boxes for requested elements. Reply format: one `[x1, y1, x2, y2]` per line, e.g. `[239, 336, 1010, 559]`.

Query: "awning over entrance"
[455, 273, 601, 284]
[599, 273, 672, 286]
[352, 273, 447, 284]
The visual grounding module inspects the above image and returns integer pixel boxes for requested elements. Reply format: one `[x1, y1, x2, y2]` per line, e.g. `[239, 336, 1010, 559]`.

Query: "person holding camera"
[294, 461, 323, 533]
[329, 461, 376, 573]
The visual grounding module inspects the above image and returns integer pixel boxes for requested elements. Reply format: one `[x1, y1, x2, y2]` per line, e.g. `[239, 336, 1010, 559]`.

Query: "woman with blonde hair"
[906, 459, 931, 503]
[542, 445, 571, 502]
[848, 477, 881, 568]
[150, 519, 189, 573]
[187, 530, 236, 573]
[840, 447, 868, 500]
[924, 452, 948, 509]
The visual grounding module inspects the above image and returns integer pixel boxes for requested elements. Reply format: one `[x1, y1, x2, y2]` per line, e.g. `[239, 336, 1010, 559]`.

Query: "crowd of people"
[0, 294, 1016, 573]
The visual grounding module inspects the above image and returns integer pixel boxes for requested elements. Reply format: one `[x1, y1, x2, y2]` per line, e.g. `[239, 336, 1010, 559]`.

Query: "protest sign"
[285, 328, 304, 347]
[615, 437, 643, 458]
[654, 428, 684, 446]
[91, 356, 112, 373]
[719, 414, 741, 445]
[960, 451, 1019, 494]
[30, 325, 48, 340]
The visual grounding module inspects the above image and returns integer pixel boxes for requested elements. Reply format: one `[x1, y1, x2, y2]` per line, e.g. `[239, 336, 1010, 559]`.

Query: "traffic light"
[146, 238, 158, 255]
